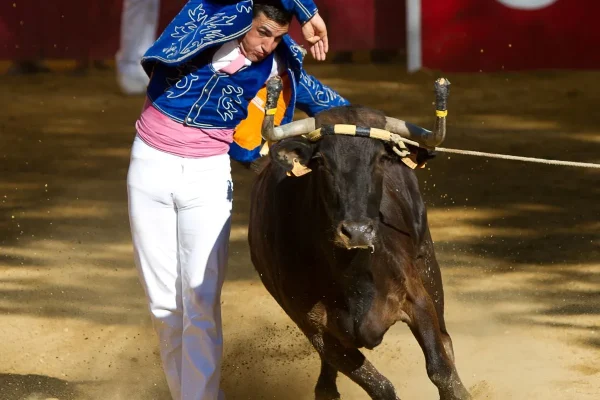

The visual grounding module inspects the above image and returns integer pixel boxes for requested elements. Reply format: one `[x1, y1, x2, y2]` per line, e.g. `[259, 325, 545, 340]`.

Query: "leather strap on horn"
[307, 124, 411, 159]
[307, 124, 393, 141]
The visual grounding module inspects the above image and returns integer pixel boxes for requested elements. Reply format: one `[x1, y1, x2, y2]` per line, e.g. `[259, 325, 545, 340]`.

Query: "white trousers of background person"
[116, 0, 160, 95]
[127, 135, 232, 400]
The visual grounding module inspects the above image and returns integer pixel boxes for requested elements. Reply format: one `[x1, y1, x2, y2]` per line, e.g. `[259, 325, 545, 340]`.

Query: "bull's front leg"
[315, 358, 341, 400]
[310, 333, 400, 400]
[404, 286, 471, 400]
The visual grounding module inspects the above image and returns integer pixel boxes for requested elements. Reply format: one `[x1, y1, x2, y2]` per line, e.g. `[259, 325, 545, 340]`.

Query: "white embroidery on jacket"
[217, 85, 244, 121]
[299, 71, 344, 106]
[163, 5, 238, 59]
[236, 0, 252, 13]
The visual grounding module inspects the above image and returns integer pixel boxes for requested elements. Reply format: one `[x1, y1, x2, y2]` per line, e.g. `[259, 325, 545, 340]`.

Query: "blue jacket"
[141, 0, 350, 162]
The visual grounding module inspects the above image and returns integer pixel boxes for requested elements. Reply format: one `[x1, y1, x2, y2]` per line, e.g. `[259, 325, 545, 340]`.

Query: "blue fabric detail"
[140, 1, 350, 163]
[147, 51, 275, 129]
[228, 140, 263, 163]
[142, 0, 253, 75]
[280, 0, 318, 24]
[295, 69, 351, 116]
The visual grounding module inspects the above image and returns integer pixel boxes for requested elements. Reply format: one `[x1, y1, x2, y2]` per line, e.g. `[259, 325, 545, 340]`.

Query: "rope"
[305, 126, 600, 170]
[392, 136, 600, 169]
[434, 147, 600, 169]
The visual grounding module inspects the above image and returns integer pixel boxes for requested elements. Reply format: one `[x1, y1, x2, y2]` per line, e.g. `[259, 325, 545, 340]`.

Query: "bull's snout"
[336, 220, 376, 250]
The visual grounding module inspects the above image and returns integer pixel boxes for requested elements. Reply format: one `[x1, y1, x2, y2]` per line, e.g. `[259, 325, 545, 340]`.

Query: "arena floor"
[0, 65, 599, 399]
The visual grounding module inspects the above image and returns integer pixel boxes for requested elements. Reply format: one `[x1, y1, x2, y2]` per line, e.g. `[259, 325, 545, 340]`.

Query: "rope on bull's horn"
[307, 124, 411, 158]
[305, 125, 600, 170]
[391, 136, 600, 169]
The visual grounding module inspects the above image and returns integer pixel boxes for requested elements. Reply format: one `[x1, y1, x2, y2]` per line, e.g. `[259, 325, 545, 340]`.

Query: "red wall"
[1, 0, 122, 60]
[0, 0, 187, 60]
[5, 1, 598, 71]
[288, 0, 405, 51]
[5, 1, 599, 71]
[0, 0, 405, 60]
[422, 0, 600, 72]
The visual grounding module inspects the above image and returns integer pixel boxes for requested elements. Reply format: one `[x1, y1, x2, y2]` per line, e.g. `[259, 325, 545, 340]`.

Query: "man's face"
[239, 12, 289, 62]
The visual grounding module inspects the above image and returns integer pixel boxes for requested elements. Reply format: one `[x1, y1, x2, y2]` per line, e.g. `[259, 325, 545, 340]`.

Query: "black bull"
[248, 106, 471, 400]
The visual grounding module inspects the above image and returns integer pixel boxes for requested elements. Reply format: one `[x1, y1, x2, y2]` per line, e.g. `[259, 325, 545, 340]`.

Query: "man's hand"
[301, 12, 328, 61]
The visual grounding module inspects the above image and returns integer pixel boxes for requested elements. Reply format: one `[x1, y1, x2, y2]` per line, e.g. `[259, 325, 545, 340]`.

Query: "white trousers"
[127, 136, 232, 400]
[116, 0, 160, 94]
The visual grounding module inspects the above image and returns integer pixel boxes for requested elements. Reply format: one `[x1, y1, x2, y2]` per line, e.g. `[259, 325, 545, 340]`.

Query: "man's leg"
[176, 155, 232, 400]
[116, 0, 160, 95]
[127, 136, 184, 399]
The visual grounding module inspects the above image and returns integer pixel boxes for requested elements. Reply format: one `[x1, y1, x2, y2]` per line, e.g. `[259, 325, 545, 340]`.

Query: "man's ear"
[269, 137, 315, 177]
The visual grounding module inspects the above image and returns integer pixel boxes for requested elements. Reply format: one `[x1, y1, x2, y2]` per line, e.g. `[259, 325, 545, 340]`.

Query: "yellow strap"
[266, 108, 277, 116]
[333, 124, 357, 135]
[402, 157, 418, 169]
[287, 158, 312, 177]
[306, 128, 323, 141]
[436, 110, 448, 118]
[368, 128, 392, 141]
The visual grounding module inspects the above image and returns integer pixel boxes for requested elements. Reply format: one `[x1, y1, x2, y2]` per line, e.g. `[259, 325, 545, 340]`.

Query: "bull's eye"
[312, 153, 334, 176]
[311, 153, 325, 165]
[376, 151, 393, 164]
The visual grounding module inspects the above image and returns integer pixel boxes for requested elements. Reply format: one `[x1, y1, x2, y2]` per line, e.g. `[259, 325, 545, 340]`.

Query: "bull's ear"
[269, 137, 315, 177]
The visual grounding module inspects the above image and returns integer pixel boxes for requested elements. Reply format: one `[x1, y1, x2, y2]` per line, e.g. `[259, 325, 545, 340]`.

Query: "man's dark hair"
[253, 0, 293, 25]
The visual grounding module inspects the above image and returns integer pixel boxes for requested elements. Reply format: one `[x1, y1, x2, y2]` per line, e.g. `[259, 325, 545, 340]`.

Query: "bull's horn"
[261, 76, 315, 141]
[272, 118, 316, 140]
[385, 77, 451, 149]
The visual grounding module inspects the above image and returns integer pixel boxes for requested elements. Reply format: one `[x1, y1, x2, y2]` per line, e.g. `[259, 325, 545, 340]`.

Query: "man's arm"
[278, 0, 318, 24]
[294, 69, 350, 116]
[276, 0, 328, 60]
[211, 0, 318, 24]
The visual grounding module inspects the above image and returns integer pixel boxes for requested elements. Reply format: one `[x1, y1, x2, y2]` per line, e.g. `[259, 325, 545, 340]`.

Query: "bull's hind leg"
[404, 285, 471, 400]
[417, 234, 457, 363]
[311, 333, 399, 400]
[416, 254, 456, 363]
[315, 359, 341, 400]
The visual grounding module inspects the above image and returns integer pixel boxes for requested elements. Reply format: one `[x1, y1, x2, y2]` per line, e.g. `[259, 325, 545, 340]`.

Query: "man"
[116, 0, 329, 94]
[127, 1, 349, 399]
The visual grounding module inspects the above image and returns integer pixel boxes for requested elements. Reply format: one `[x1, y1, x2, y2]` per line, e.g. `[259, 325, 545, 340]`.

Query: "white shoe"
[117, 72, 149, 96]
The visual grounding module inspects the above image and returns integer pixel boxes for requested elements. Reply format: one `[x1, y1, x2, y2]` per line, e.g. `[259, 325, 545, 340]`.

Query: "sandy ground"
[0, 65, 599, 400]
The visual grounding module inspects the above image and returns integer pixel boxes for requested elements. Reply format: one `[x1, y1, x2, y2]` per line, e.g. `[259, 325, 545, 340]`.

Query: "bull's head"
[271, 131, 390, 251]
[261, 77, 450, 252]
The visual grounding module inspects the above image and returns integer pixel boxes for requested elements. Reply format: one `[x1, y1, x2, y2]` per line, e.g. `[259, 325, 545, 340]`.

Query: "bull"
[247, 76, 470, 400]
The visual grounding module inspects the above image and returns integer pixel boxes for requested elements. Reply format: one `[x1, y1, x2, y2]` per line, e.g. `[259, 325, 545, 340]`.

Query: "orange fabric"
[233, 73, 292, 150]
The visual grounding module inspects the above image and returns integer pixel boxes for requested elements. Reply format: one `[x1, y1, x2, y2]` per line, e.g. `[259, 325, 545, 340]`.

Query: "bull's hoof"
[440, 395, 471, 400]
[439, 382, 472, 400]
[315, 393, 341, 400]
[315, 385, 341, 400]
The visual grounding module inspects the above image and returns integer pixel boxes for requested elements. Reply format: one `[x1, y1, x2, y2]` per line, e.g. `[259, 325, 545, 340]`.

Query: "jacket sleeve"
[294, 69, 351, 116]
[278, 0, 319, 24]
[212, 0, 318, 24]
